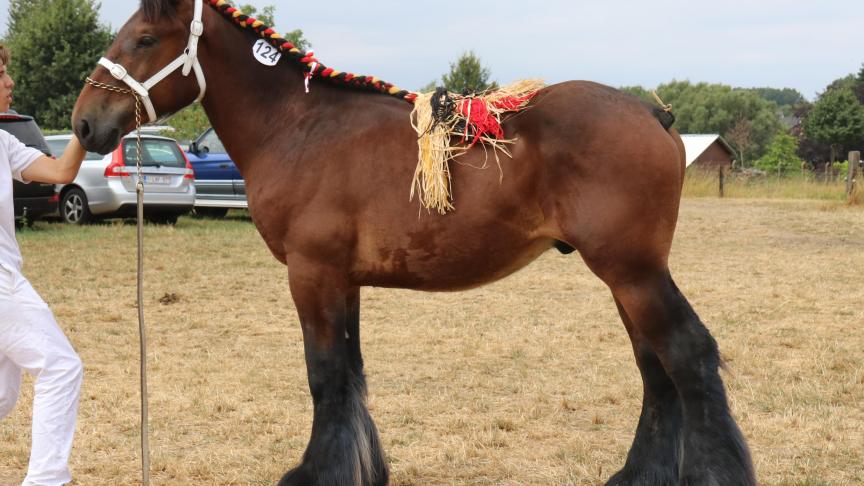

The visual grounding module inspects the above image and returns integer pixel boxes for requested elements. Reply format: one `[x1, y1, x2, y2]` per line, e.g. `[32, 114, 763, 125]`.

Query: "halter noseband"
[93, 0, 207, 123]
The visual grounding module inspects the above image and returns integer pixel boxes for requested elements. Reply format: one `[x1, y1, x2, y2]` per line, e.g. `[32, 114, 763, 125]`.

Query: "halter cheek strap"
[94, 0, 206, 123]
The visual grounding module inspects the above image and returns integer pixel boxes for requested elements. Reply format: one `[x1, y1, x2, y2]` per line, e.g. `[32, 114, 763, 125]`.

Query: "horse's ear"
[140, 0, 182, 21]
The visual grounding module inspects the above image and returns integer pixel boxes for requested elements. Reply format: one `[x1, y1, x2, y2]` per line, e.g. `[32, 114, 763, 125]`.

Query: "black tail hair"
[653, 107, 676, 131]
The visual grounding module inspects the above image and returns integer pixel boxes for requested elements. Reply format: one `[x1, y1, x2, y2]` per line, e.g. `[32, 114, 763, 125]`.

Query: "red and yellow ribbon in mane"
[208, 0, 418, 102]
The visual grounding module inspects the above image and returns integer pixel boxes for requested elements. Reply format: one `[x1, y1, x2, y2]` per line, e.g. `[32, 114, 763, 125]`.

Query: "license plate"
[142, 175, 170, 185]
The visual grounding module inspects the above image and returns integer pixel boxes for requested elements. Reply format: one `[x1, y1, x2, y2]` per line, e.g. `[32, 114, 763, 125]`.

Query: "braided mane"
[205, 0, 418, 103]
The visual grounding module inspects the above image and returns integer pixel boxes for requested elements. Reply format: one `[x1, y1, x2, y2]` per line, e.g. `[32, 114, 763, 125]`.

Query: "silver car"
[46, 133, 195, 225]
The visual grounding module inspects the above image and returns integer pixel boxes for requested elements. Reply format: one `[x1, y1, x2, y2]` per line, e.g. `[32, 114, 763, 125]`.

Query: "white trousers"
[0, 263, 82, 486]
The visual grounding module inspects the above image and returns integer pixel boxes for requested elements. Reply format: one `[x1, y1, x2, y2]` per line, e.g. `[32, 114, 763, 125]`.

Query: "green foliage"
[824, 74, 857, 94]
[5, 0, 112, 130]
[439, 51, 496, 95]
[239, 4, 275, 26]
[165, 103, 209, 144]
[239, 4, 310, 50]
[652, 80, 784, 162]
[754, 132, 805, 175]
[283, 29, 311, 51]
[620, 85, 652, 101]
[418, 79, 437, 93]
[802, 87, 864, 154]
[831, 159, 848, 175]
[747, 87, 805, 108]
[853, 64, 864, 104]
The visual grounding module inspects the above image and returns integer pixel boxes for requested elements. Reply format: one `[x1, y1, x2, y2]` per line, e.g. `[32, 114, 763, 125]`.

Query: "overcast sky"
[0, 0, 861, 100]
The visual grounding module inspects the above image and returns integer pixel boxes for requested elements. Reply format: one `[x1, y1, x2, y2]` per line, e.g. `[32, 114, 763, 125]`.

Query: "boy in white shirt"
[0, 43, 89, 485]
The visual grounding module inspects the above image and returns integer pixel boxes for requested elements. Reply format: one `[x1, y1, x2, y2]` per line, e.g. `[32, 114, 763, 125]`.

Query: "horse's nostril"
[76, 118, 91, 142]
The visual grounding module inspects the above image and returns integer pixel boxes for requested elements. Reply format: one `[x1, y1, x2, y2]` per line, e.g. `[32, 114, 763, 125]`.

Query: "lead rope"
[84, 77, 150, 486]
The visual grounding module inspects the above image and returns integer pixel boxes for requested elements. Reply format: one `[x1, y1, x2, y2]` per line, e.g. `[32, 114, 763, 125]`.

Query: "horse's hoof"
[605, 466, 679, 486]
[277, 465, 389, 486]
[680, 470, 755, 486]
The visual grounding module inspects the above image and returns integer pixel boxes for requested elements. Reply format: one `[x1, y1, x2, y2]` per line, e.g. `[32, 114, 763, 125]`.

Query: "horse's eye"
[136, 36, 157, 48]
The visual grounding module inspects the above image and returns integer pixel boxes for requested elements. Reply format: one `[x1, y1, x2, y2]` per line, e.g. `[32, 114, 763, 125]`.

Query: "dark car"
[185, 127, 246, 218]
[0, 112, 58, 225]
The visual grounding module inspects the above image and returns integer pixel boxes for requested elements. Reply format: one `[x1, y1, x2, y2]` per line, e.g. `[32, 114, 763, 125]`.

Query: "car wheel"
[61, 188, 92, 225]
[193, 207, 228, 219]
[145, 213, 179, 225]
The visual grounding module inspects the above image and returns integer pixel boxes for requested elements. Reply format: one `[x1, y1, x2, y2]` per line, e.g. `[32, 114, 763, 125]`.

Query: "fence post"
[718, 166, 725, 198]
[848, 151, 861, 203]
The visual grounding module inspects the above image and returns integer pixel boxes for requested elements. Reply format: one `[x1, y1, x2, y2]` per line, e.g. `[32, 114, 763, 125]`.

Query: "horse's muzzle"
[74, 116, 122, 155]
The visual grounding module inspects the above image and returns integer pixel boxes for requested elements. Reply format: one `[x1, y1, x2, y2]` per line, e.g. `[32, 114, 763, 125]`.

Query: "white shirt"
[0, 129, 44, 271]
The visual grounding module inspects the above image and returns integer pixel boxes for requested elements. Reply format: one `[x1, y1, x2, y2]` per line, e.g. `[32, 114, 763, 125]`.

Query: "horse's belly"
[351, 235, 554, 291]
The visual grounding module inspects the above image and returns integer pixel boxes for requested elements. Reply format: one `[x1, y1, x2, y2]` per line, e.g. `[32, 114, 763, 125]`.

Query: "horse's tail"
[650, 91, 676, 131]
[653, 107, 676, 131]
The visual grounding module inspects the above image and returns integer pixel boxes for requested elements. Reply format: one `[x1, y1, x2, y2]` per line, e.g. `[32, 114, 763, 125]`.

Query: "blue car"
[185, 127, 247, 218]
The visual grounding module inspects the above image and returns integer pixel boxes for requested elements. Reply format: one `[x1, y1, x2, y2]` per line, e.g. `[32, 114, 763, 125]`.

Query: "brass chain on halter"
[84, 77, 151, 486]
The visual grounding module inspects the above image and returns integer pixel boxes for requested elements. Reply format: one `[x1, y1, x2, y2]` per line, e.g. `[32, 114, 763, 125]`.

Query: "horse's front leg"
[279, 261, 388, 486]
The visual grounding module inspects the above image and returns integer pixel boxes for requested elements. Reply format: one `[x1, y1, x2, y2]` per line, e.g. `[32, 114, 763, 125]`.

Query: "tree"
[651, 81, 784, 160]
[239, 4, 275, 25]
[240, 4, 310, 50]
[754, 132, 805, 175]
[622, 81, 784, 160]
[620, 85, 652, 101]
[726, 117, 752, 167]
[802, 87, 864, 164]
[747, 87, 805, 109]
[853, 64, 864, 104]
[282, 29, 310, 51]
[5, 0, 112, 129]
[824, 74, 857, 95]
[164, 104, 208, 144]
[418, 79, 437, 93]
[439, 51, 495, 95]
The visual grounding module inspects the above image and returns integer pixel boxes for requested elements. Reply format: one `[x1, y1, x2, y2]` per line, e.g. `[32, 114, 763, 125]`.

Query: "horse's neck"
[197, 15, 341, 169]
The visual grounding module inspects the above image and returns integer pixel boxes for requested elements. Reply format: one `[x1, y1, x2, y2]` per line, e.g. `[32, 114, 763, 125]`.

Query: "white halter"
[95, 0, 206, 123]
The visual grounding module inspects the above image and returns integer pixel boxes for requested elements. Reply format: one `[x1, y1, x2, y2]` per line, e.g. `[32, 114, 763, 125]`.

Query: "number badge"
[253, 39, 282, 66]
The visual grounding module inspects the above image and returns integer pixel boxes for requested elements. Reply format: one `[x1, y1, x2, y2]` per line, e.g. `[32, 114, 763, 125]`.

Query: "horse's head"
[73, 0, 207, 154]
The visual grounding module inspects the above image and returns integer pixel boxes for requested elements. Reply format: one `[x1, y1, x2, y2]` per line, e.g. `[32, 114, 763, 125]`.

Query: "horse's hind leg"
[587, 256, 755, 485]
[279, 261, 388, 486]
[605, 297, 682, 486]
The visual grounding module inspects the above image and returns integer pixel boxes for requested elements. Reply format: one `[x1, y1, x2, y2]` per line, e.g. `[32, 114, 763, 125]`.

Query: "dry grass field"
[1, 197, 863, 485]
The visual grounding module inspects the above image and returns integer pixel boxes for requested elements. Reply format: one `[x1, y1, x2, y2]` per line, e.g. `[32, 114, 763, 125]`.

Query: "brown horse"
[71, 1, 755, 484]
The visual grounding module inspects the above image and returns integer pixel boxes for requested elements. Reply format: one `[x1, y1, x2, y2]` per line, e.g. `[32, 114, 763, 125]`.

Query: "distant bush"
[755, 133, 806, 175]
[831, 160, 849, 177]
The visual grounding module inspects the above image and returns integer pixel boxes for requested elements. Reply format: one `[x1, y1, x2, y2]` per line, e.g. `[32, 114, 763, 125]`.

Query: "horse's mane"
[137, 0, 415, 100]
[140, 0, 177, 22]
[201, 0, 417, 103]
